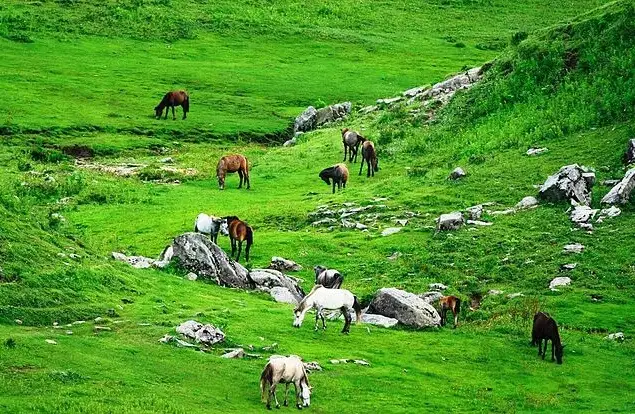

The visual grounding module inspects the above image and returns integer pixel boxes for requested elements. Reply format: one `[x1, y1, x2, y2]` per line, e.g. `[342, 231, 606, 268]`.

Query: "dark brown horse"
[532, 311, 564, 364]
[341, 128, 366, 163]
[224, 216, 253, 262]
[155, 90, 189, 120]
[439, 295, 461, 328]
[217, 154, 250, 190]
[358, 140, 379, 177]
[319, 163, 348, 194]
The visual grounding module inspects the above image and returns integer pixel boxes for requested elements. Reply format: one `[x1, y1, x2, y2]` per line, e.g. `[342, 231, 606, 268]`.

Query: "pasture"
[1, 0, 635, 412]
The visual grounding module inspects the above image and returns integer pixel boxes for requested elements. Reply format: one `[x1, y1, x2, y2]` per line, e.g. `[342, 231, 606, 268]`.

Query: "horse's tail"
[455, 297, 461, 315]
[352, 295, 362, 324]
[260, 363, 273, 402]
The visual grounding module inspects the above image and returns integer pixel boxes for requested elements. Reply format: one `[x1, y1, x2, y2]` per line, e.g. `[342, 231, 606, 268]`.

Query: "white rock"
[429, 283, 448, 291]
[186, 272, 198, 281]
[467, 220, 492, 226]
[570, 205, 598, 224]
[354, 359, 370, 366]
[221, 348, 245, 359]
[387, 252, 402, 261]
[488, 289, 504, 295]
[507, 293, 524, 299]
[381, 227, 402, 237]
[448, 167, 466, 180]
[605, 332, 625, 342]
[527, 147, 548, 156]
[563, 243, 585, 254]
[466, 205, 483, 220]
[45, 339, 57, 345]
[436, 212, 464, 231]
[516, 196, 539, 210]
[489, 209, 516, 216]
[360, 313, 399, 328]
[549, 276, 571, 291]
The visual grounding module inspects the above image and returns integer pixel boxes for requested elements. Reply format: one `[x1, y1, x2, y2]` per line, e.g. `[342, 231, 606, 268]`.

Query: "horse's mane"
[297, 284, 322, 311]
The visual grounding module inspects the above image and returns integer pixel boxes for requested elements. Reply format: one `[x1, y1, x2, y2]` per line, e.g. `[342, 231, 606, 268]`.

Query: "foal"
[439, 295, 461, 328]
[216, 154, 250, 190]
[224, 216, 253, 262]
[155, 90, 189, 120]
[319, 164, 349, 194]
[532, 311, 564, 364]
[358, 140, 379, 177]
[341, 128, 366, 162]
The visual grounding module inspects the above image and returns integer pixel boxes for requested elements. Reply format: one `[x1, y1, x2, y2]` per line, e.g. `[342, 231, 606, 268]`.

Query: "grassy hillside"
[2, 0, 635, 412]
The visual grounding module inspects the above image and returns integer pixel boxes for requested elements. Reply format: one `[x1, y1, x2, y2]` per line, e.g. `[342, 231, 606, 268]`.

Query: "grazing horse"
[293, 285, 361, 333]
[217, 154, 250, 190]
[194, 213, 228, 244]
[439, 295, 461, 328]
[358, 140, 379, 177]
[155, 90, 189, 120]
[224, 216, 253, 262]
[341, 128, 366, 162]
[313, 266, 343, 289]
[319, 163, 348, 194]
[532, 311, 564, 364]
[260, 356, 311, 410]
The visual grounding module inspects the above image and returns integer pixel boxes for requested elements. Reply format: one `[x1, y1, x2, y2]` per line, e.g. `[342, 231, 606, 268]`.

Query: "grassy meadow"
[1, 0, 635, 412]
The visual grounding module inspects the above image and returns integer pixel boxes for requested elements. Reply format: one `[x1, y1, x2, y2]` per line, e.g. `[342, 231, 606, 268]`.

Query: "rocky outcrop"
[176, 320, 225, 346]
[367, 288, 441, 329]
[270, 287, 299, 305]
[293, 102, 351, 133]
[172, 233, 252, 289]
[249, 268, 305, 302]
[539, 164, 595, 205]
[293, 106, 318, 133]
[436, 212, 464, 231]
[601, 168, 635, 205]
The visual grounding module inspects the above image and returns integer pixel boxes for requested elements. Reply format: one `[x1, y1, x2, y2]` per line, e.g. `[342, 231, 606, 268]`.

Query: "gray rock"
[563, 243, 585, 254]
[387, 252, 402, 261]
[249, 268, 305, 302]
[360, 313, 399, 328]
[160, 157, 174, 164]
[176, 320, 203, 339]
[601, 168, 635, 205]
[605, 332, 625, 342]
[570, 205, 598, 224]
[221, 348, 245, 359]
[358, 105, 378, 114]
[381, 227, 402, 237]
[601, 179, 620, 186]
[311, 218, 337, 227]
[549, 276, 571, 291]
[419, 291, 443, 304]
[597, 206, 621, 222]
[466, 204, 483, 220]
[367, 287, 441, 329]
[489, 209, 516, 216]
[448, 167, 466, 180]
[560, 263, 577, 271]
[194, 324, 226, 345]
[376, 96, 403, 105]
[539, 164, 594, 205]
[112, 252, 155, 269]
[507, 293, 524, 299]
[436, 212, 464, 231]
[354, 359, 370, 366]
[624, 139, 635, 166]
[172, 233, 252, 289]
[269, 257, 302, 272]
[270, 287, 299, 305]
[403, 85, 429, 98]
[516, 196, 539, 210]
[527, 147, 548, 156]
[429, 283, 448, 291]
[315, 102, 351, 127]
[293, 106, 318, 133]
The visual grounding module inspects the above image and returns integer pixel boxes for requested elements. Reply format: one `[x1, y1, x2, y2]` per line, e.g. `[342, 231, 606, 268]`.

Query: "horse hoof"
[276, 405, 280, 409]
[267, 406, 272, 410]
[284, 402, 288, 407]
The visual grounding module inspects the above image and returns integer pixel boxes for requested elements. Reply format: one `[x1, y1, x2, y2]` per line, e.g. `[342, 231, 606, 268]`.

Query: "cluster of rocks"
[569, 205, 621, 231]
[292, 102, 352, 136]
[435, 196, 538, 231]
[308, 201, 395, 232]
[539, 164, 596, 206]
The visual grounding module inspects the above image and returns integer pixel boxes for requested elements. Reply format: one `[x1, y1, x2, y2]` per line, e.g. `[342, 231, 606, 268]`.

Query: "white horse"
[293, 285, 362, 333]
[194, 213, 228, 244]
[260, 355, 311, 410]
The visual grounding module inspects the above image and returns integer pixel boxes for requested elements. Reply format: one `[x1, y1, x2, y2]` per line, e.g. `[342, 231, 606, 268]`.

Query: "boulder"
[601, 168, 635, 205]
[539, 164, 594, 205]
[249, 268, 305, 302]
[270, 287, 299, 305]
[516, 196, 539, 210]
[293, 106, 318, 133]
[360, 313, 399, 328]
[269, 257, 302, 272]
[623, 139, 635, 166]
[419, 291, 443, 304]
[549, 276, 571, 291]
[176, 320, 203, 339]
[194, 324, 226, 345]
[448, 167, 466, 180]
[367, 288, 441, 329]
[315, 102, 351, 126]
[171, 233, 252, 289]
[436, 212, 464, 231]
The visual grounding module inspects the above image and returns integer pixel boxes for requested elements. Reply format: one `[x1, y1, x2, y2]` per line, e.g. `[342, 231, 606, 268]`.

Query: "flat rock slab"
[381, 227, 402, 237]
[563, 243, 585, 254]
[549, 276, 572, 290]
[601, 168, 635, 205]
[360, 313, 399, 328]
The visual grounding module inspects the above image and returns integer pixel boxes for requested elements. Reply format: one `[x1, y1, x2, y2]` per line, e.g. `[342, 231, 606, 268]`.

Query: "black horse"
[313, 266, 344, 289]
[532, 311, 564, 364]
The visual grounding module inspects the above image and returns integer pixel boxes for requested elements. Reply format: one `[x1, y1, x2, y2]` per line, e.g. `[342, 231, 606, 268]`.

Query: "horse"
[224, 216, 253, 262]
[216, 154, 250, 190]
[358, 140, 379, 177]
[293, 285, 361, 334]
[154, 90, 189, 120]
[194, 213, 228, 244]
[439, 295, 461, 328]
[260, 355, 311, 410]
[341, 128, 366, 162]
[319, 164, 348, 194]
[532, 311, 564, 364]
[313, 265, 343, 289]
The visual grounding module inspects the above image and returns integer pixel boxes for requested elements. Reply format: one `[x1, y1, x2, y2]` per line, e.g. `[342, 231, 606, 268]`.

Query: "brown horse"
[358, 140, 379, 177]
[319, 163, 349, 194]
[532, 311, 564, 364]
[341, 128, 366, 163]
[439, 295, 461, 328]
[224, 216, 253, 262]
[217, 154, 250, 190]
[155, 90, 189, 120]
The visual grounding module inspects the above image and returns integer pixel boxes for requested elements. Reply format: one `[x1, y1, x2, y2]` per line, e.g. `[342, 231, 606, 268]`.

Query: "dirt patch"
[62, 145, 95, 159]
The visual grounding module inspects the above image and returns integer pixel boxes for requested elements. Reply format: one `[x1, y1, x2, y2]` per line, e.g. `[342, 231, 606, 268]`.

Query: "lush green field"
[1, 0, 635, 412]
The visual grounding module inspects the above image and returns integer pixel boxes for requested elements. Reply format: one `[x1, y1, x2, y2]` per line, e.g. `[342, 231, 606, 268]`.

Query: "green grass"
[1, 0, 635, 412]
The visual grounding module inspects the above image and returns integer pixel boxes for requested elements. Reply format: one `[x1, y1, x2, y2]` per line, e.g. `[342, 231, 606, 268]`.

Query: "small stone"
[436, 212, 464, 231]
[395, 219, 408, 227]
[360, 313, 399, 328]
[65, 331, 73, 335]
[94, 326, 111, 331]
[72, 321, 86, 325]
[549, 276, 571, 291]
[381, 227, 402, 237]
[94, 317, 104, 323]
[466, 205, 483, 220]
[186, 272, 198, 281]
[563, 243, 584, 254]
[466, 220, 492, 226]
[304, 362, 323, 372]
[387, 252, 402, 261]
[429, 283, 448, 291]
[221, 348, 245, 359]
[526, 147, 548, 156]
[15, 319, 22, 325]
[560, 263, 577, 271]
[354, 359, 370, 366]
[489, 209, 516, 216]
[516, 196, 539, 210]
[605, 332, 625, 342]
[507, 293, 524, 299]
[160, 157, 174, 164]
[488, 290, 504, 296]
[45, 339, 57, 345]
[329, 359, 340, 364]
[448, 167, 466, 180]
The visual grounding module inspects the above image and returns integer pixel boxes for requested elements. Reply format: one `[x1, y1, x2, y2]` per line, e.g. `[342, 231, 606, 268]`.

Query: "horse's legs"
[367, 158, 371, 177]
[236, 241, 243, 262]
[171, 105, 176, 120]
[538, 338, 542, 356]
[314, 311, 320, 331]
[343, 144, 347, 162]
[284, 383, 289, 406]
[272, 384, 280, 409]
[237, 169, 244, 189]
[230, 238, 236, 257]
[440, 308, 446, 326]
[320, 312, 326, 330]
[453, 309, 458, 328]
[164, 106, 168, 120]
[294, 381, 302, 409]
[541, 340, 547, 359]
[551, 340, 555, 361]
[332, 181, 336, 194]
[342, 306, 351, 333]
[359, 157, 364, 175]
[266, 383, 274, 410]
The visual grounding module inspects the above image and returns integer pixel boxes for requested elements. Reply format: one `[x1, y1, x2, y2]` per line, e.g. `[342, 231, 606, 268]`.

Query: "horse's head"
[217, 174, 225, 190]
[318, 169, 331, 185]
[555, 344, 564, 364]
[213, 217, 229, 236]
[154, 106, 163, 119]
[373, 157, 379, 172]
[300, 381, 311, 407]
[292, 306, 304, 328]
[313, 265, 326, 281]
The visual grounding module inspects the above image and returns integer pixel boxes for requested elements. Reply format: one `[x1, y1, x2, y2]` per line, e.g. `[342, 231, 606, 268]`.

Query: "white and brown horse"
[341, 128, 366, 162]
[260, 355, 311, 410]
[293, 285, 361, 333]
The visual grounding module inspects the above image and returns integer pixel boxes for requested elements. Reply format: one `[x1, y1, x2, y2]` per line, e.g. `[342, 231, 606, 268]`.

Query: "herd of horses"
[160, 91, 564, 410]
